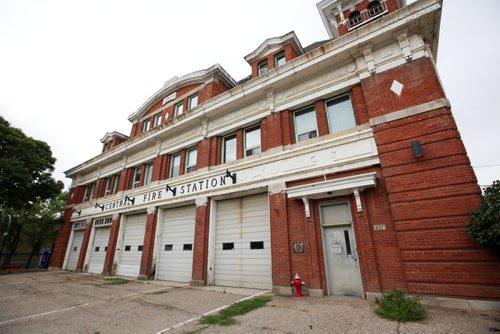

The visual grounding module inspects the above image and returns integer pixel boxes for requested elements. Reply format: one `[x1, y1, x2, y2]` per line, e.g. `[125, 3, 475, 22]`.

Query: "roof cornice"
[244, 31, 304, 63]
[127, 64, 237, 123]
[100, 131, 129, 143]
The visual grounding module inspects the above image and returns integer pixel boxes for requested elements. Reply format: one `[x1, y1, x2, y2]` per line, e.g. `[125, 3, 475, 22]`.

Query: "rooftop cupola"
[317, 0, 406, 38]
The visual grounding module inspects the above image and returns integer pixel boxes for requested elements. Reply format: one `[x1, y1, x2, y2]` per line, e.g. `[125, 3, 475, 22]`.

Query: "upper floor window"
[144, 163, 153, 186]
[132, 167, 141, 189]
[153, 113, 162, 127]
[258, 60, 268, 76]
[185, 147, 197, 173]
[367, 0, 383, 18]
[244, 126, 261, 157]
[82, 186, 89, 202]
[294, 107, 318, 142]
[174, 102, 184, 116]
[274, 51, 286, 68]
[89, 183, 96, 200]
[348, 10, 362, 28]
[222, 134, 237, 163]
[326, 95, 356, 133]
[112, 174, 120, 194]
[169, 153, 181, 178]
[142, 119, 151, 133]
[188, 94, 198, 110]
[104, 177, 112, 196]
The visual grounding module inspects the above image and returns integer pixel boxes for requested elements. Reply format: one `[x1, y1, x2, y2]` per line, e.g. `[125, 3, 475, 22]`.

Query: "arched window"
[367, 1, 382, 18]
[348, 10, 362, 28]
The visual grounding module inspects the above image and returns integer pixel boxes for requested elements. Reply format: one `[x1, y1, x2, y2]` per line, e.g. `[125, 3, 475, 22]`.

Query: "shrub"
[375, 289, 426, 322]
[467, 180, 500, 252]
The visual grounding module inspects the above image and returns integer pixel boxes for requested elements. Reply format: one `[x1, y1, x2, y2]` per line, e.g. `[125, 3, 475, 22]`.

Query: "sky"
[0, 0, 499, 190]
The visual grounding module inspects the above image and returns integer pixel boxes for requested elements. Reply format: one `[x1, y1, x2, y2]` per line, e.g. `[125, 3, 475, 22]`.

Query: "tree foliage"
[467, 180, 500, 252]
[0, 116, 63, 210]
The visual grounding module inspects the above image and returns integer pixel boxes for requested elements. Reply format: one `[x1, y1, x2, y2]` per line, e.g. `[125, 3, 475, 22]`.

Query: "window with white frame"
[142, 119, 151, 133]
[258, 59, 268, 76]
[222, 134, 237, 163]
[89, 183, 96, 200]
[274, 51, 286, 68]
[174, 102, 184, 116]
[104, 177, 112, 196]
[132, 167, 141, 189]
[244, 126, 261, 157]
[187, 94, 198, 110]
[144, 163, 153, 186]
[185, 147, 197, 173]
[326, 95, 356, 134]
[294, 107, 318, 142]
[169, 153, 181, 178]
[153, 113, 162, 127]
[112, 174, 120, 194]
[82, 187, 89, 202]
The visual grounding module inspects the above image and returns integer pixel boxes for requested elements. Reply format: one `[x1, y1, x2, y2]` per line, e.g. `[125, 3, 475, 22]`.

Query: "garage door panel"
[215, 194, 271, 289]
[66, 230, 84, 270]
[157, 205, 196, 282]
[88, 227, 111, 274]
[117, 214, 146, 277]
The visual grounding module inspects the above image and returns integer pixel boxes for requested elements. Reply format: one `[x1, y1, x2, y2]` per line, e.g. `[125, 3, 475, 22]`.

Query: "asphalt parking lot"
[0, 271, 499, 334]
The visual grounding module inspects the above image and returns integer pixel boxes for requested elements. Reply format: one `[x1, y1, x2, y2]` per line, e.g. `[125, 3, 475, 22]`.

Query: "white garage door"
[88, 227, 111, 274]
[156, 205, 196, 282]
[117, 213, 146, 277]
[66, 230, 84, 270]
[215, 193, 271, 289]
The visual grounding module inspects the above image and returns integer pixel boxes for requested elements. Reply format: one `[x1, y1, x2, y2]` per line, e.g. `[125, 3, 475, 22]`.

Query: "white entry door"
[87, 227, 111, 274]
[214, 193, 272, 289]
[117, 213, 146, 277]
[66, 230, 84, 270]
[156, 205, 196, 282]
[320, 203, 362, 296]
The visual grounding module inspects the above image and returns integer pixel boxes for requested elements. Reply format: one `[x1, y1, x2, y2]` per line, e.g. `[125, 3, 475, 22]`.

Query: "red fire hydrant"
[291, 273, 305, 297]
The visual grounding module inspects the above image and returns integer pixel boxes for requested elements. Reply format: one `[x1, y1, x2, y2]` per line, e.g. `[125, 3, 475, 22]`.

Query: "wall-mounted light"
[95, 203, 104, 211]
[72, 209, 81, 216]
[166, 184, 177, 196]
[124, 195, 135, 205]
[411, 140, 424, 158]
[224, 169, 237, 184]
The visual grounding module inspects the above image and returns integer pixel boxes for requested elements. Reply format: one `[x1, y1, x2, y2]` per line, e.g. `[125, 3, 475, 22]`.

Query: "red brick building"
[52, 0, 500, 308]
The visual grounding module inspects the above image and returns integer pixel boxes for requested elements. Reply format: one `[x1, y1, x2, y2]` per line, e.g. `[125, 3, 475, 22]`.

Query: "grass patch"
[375, 288, 426, 322]
[103, 278, 130, 285]
[200, 295, 272, 326]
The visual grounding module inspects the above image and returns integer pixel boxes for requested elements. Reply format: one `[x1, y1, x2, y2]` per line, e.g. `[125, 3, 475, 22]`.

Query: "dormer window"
[142, 119, 151, 133]
[187, 94, 198, 110]
[274, 51, 286, 68]
[174, 102, 184, 116]
[258, 60, 268, 76]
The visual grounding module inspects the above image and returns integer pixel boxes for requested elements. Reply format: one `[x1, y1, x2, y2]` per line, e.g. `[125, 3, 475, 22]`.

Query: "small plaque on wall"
[293, 242, 304, 254]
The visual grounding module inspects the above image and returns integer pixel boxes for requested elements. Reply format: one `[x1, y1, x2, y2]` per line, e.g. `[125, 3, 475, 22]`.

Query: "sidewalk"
[174, 294, 500, 333]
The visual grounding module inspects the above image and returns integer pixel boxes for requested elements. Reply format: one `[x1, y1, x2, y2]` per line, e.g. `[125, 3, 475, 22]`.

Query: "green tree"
[0, 116, 63, 210]
[467, 180, 500, 252]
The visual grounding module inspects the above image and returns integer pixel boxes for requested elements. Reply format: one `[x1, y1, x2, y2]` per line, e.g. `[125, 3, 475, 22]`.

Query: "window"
[144, 163, 153, 186]
[142, 119, 151, 133]
[244, 126, 261, 157]
[112, 174, 120, 194]
[187, 94, 198, 110]
[164, 244, 173, 251]
[258, 59, 268, 76]
[222, 134, 237, 163]
[326, 95, 356, 133]
[274, 51, 286, 68]
[294, 107, 318, 142]
[169, 153, 181, 178]
[222, 242, 234, 250]
[250, 241, 264, 250]
[185, 147, 197, 173]
[89, 183, 96, 200]
[138, 245, 143, 251]
[367, 0, 383, 18]
[183, 244, 193, 251]
[132, 167, 141, 189]
[153, 113, 162, 127]
[124, 245, 131, 251]
[82, 187, 89, 202]
[349, 10, 362, 28]
[104, 177, 112, 196]
[174, 102, 184, 116]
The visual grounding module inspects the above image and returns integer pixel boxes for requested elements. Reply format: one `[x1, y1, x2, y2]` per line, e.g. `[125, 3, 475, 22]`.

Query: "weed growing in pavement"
[200, 296, 272, 326]
[375, 288, 426, 322]
[103, 278, 129, 285]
